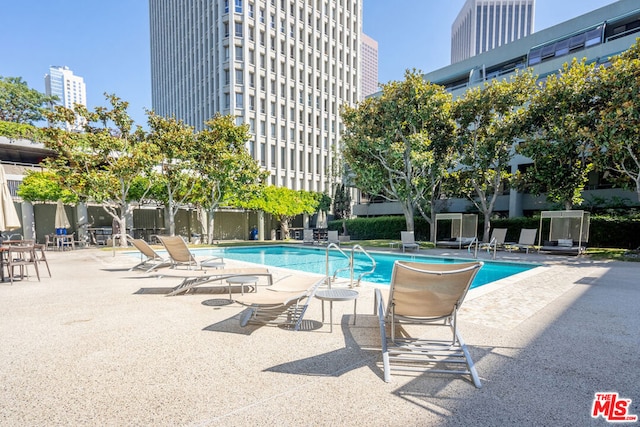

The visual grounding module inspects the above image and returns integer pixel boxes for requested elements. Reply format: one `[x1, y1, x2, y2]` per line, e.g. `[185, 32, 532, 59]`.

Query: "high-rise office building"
[360, 33, 378, 99]
[44, 65, 87, 131]
[149, 0, 362, 193]
[451, 0, 535, 63]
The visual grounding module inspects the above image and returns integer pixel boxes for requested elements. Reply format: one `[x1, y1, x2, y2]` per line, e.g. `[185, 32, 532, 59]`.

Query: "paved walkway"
[0, 246, 638, 426]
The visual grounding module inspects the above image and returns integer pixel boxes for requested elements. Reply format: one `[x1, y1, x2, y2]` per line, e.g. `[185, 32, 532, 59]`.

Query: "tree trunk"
[207, 207, 216, 244]
[401, 200, 415, 232]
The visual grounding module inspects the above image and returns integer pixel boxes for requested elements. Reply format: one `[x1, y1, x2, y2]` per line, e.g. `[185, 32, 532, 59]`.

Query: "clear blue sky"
[0, 0, 618, 127]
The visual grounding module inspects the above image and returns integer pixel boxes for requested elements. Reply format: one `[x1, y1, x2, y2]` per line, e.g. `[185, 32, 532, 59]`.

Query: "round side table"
[315, 288, 359, 333]
[226, 275, 258, 300]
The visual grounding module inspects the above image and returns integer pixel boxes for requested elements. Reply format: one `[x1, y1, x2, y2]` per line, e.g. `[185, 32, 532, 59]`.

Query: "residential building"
[451, 0, 535, 63]
[149, 0, 362, 194]
[354, 0, 640, 219]
[44, 66, 87, 131]
[360, 32, 378, 99]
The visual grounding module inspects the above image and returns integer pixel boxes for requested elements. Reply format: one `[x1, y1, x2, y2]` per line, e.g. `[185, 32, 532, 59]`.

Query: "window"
[259, 8, 265, 23]
[271, 144, 276, 168]
[235, 93, 244, 108]
[235, 0, 243, 13]
[235, 22, 243, 37]
[224, 0, 229, 13]
[235, 45, 243, 60]
[235, 69, 243, 84]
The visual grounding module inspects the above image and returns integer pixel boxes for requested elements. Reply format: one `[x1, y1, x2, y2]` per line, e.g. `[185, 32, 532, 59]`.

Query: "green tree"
[145, 112, 198, 236]
[17, 170, 77, 203]
[452, 71, 536, 242]
[518, 59, 599, 209]
[241, 186, 319, 238]
[191, 114, 268, 243]
[0, 76, 57, 124]
[341, 69, 456, 237]
[41, 94, 160, 246]
[594, 39, 640, 201]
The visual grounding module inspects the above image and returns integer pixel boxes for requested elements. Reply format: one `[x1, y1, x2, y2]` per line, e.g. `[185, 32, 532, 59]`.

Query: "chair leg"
[456, 330, 482, 388]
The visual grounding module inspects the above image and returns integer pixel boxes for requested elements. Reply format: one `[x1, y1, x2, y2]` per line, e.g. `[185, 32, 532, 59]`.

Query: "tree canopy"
[341, 69, 456, 235]
[453, 71, 536, 241]
[595, 39, 640, 201]
[41, 94, 160, 246]
[191, 114, 268, 243]
[518, 59, 599, 209]
[241, 186, 319, 238]
[0, 76, 58, 124]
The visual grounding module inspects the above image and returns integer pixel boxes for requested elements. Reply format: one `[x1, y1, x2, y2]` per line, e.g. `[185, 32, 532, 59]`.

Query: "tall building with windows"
[44, 65, 87, 131]
[149, 0, 362, 194]
[451, 0, 535, 63]
[360, 33, 378, 99]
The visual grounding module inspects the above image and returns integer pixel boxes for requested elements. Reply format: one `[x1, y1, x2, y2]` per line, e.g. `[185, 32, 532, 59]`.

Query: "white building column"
[257, 210, 264, 241]
[76, 202, 89, 245]
[20, 201, 35, 241]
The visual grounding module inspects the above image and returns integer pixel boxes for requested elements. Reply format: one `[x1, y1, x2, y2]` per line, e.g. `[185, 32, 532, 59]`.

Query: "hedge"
[328, 215, 640, 249]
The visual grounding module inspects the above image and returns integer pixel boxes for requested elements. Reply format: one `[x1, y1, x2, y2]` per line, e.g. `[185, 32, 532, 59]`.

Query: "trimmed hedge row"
[328, 215, 640, 249]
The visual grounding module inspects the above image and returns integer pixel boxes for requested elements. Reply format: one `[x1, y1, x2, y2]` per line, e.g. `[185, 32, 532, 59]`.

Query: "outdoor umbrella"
[55, 200, 71, 231]
[0, 164, 21, 232]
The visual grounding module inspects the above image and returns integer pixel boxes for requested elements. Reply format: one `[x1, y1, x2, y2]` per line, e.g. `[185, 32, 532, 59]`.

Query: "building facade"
[149, 0, 362, 194]
[360, 32, 378, 99]
[44, 66, 87, 131]
[451, 0, 535, 63]
[354, 0, 640, 219]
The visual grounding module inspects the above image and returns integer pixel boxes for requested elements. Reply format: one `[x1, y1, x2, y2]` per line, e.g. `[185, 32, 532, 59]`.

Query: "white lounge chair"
[302, 229, 315, 245]
[128, 238, 172, 273]
[235, 275, 325, 331]
[400, 231, 420, 252]
[149, 267, 273, 297]
[327, 230, 339, 245]
[376, 261, 483, 387]
[156, 235, 224, 269]
[479, 228, 507, 258]
[507, 229, 538, 254]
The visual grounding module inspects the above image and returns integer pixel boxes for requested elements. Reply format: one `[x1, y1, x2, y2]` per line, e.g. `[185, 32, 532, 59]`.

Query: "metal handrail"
[351, 244, 377, 287]
[325, 243, 352, 288]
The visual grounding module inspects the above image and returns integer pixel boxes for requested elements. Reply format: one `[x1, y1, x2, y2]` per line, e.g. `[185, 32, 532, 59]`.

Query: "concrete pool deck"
[0, 246, 638, 426]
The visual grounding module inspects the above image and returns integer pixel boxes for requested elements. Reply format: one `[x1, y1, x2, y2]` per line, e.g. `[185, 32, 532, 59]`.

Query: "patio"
[0, 247, 637, 426]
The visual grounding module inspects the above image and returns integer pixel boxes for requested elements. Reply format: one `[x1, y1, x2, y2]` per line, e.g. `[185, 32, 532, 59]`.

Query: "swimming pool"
[186, 245, 538, 289]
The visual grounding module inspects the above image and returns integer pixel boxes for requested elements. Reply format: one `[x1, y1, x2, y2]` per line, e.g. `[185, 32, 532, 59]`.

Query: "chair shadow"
[202, 307, 324, 335]
[263, 313, 382, 378]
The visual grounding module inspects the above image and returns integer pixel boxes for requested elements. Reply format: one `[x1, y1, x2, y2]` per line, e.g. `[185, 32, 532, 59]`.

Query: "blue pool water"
[185, 245, 538, 289]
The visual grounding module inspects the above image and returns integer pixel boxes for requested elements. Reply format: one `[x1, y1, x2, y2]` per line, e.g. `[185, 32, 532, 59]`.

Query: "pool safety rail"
[325, 243, 377, 288]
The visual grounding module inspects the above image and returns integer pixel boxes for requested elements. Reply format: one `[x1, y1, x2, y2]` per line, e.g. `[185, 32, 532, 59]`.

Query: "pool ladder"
[325, 243, 376, 288]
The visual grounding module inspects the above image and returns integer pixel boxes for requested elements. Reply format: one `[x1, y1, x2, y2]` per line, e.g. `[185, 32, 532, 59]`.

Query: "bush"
[329, 214, 640, 249]
[328, 216, 430, 240]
